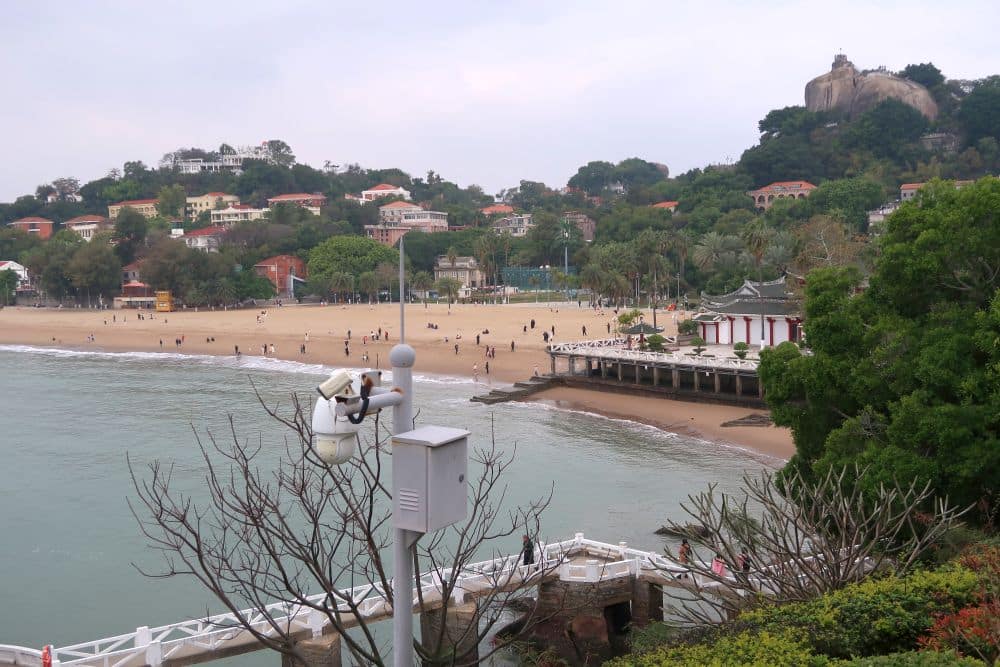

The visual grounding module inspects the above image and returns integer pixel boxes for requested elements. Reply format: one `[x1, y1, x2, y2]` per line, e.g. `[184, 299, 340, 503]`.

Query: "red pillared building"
[9, 216, 55, 239]
[254, 255, 306, 297]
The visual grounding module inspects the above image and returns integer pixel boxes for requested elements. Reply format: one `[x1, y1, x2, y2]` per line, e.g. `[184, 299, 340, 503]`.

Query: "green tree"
[113, 207, 149, 264]
[0, 268, 17, 305]
[759, 178, 1000, 523]
[307, 236, 398, 284]
[958, 78, 1000, 146]
[156, 184, 187, 219]
[806, 177, 886, 231]
[435, 277, 462, 311]
[265, 140, 296, 168]
[141, 238, 201, 296]
[66, 241, 122, 303]
[357, 271, 378, 303]
[901, 62, 945, 89]
[847, 99, 929, 160]
[568, 160, 616, 195]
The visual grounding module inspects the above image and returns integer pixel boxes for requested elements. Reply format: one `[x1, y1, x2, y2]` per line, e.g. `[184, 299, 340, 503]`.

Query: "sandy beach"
[0, 301, 794, 460]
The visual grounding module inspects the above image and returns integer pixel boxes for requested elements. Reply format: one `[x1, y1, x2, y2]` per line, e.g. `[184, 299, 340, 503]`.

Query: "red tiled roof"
[752, 181, 817, 192]
[123, 260, 144, 271]
[652, 201, 679, 209]
[114, 199, 158, 206]
[481, 204, 514, 215]
[184, 226, 226, 237]
[380, 200, 420, 209]
[122, 281, 149, 288]
[368, 183, 400, 191]
[254, 254, 303, 267]
[203, 192, 230, 197]
[66, 215, 109, 224]
[12, 216, 54, 223]
[900, 183, 924, 190]
[268, 193, 327, 201]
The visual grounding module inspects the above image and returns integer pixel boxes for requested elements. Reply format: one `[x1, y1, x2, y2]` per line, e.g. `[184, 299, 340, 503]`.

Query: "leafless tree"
[658, 465, 971, 627]
[129, 387, 562, 666]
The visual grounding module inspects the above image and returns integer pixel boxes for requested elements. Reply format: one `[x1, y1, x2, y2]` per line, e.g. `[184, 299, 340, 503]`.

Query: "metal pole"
[390, 342, 416, 667]
[399, 236, 405, 344]
[564, 234, 569, 301]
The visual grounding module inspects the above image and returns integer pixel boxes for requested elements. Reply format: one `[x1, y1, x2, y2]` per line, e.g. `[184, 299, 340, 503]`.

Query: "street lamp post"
[563, 231, 569, 302]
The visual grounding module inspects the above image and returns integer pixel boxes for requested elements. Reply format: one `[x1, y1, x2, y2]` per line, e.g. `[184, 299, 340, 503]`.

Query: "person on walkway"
[677, 539, 691, 579]
[738, 548, 753, 589]
[522, 534, 535, 567]
[711, 553, 726, 577]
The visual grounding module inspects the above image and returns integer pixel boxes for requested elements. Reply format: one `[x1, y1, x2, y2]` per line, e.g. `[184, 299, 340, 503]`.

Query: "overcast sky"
[2, 0, 998, 202]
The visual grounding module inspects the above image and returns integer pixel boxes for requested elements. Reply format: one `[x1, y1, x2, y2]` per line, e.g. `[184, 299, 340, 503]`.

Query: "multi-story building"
[747, 181, 816, 210]
[362, 184, 411, 201]
[211, 205, 269, 226]
[0, 260, 31, 293]
[108, 199, 159, 219]
[182, 226, 225, 253]
[561, 211, 596, 243]
[900, 180, 974, 201]
[8, 217, 55, 240]
[253, 254, 306, 297]
[186, 192, 240, 220]
[173, 143, 276, 175]
[64, 215, 112, 241]
[492, 214, 534, 237]
[378, 200, 424, 224]
[267, 193, 326, 215]
[365, 209, 449, 247]
[433, 256, 484, 289]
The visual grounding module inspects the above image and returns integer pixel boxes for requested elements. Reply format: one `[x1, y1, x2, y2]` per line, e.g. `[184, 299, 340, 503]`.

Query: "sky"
[2, 0, 999, 202]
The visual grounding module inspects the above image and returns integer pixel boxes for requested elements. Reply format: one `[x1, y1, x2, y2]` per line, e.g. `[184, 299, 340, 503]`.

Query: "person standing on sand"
[472, 364, 479, 382]
[234, 345, 239, 356]
[454, 343, 459, 355]
[485, 361, 490, 375]
[533, 364, 539, 377]
[511, 341, 515, 352]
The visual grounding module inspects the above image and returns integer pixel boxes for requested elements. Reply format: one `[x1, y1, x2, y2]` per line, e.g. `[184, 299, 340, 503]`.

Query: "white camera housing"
[317, 369, 354, 400]
[311, 392, 360, 465]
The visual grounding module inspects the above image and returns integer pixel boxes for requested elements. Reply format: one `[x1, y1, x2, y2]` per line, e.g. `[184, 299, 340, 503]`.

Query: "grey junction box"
[391, 425, 469, 533]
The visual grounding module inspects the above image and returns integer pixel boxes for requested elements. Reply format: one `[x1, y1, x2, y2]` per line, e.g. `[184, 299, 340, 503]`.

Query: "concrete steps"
[471, 376, 556, 404]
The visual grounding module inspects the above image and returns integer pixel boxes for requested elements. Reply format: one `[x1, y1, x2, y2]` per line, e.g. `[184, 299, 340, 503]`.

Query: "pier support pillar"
[601, 361, 608, 378]
[617, 363, 623, 382]
[586, 359, 593, 375]
[693, 370, 700, 392]
[671, 369, 679, 389]
[551, 356, 556, 375]
[532, 575, 633, 664]
[758, 377, 764, 398]
[652, 367, 659, 387]
[630, 580, 664, 628]
[634, 364, 641, 384]
[714, 372, 721, 394]
[568, 356, 576, 376]
[282, 633, 342, 667]
[735, 374, 743, 397]
[420, 602, 479, 666]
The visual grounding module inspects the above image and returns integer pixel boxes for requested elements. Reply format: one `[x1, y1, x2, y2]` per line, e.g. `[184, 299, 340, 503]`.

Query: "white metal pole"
[391, 233, 417, 666]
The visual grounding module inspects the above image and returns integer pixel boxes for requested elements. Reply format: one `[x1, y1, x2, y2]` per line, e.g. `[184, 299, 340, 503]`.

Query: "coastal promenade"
[1, 533, 728, 667]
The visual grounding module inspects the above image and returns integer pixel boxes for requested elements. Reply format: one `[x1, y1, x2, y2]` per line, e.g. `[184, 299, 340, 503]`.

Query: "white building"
[182, 226, 225, 253]
[492, 214, 534, 237]
[0, 260, 30, 287]
[64, 215, 112, 241]
[174, 143, 277, 175]
[696, 277, 803, 348]
[346, 183, 412, 202]
[378, 200, 424, 223]
[211, 205, 269, 226]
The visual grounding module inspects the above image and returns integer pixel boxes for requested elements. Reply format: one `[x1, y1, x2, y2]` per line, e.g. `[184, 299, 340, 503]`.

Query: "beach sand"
[0, 301, 793, 460]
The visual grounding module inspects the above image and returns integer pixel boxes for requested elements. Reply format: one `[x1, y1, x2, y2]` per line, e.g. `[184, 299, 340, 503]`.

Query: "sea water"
[0, 346, 779, 659]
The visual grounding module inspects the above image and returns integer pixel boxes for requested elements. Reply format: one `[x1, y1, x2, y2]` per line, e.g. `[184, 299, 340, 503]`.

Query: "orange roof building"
[651, 201, 679, 212]
[8, 217, 55, 240]
[481, 204, 514, 216]
[747, 181, 816, 210]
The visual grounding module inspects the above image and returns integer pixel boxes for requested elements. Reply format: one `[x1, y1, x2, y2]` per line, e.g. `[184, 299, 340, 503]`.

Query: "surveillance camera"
[311, 391, 360, 465]
[317, 369, 353, 400]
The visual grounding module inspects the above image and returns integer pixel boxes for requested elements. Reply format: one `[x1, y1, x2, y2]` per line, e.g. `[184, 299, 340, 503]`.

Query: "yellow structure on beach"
[155, 291, 174, 312]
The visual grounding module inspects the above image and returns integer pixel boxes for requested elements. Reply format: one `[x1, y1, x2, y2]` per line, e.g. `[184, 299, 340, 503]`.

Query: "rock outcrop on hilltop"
[805, 54, 938, 120]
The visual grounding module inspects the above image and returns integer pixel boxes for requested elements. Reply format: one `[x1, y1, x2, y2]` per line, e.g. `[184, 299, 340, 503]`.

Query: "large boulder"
[806, 54, 938, 120]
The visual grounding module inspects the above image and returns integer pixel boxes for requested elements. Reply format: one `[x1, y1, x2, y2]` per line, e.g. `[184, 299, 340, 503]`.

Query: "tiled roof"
[254, 254, 303, 266]
[268, 193, 327, 201]
[481, 204, 514, 215]
[184, 226, 226, 237]
[380, 201, 420, 209]
[203, 192, 230, 197]
[114, 199, 158, 206]
[900, 183, 923, 190]
[368, 183, 400, 191]
[652, 201, 679, 209]
[12, 216, 54, 223]
[751, 181, 816, 192]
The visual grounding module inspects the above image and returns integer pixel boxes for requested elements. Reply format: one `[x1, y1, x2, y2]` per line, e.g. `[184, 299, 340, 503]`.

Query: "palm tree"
[358, 271, 378, 304]
[411, 270, 434, 307]
[435, 277, 461, 311]
[693, 232, 741, 271]
[329, 272, 354, 303]
[579, 264, 607, 305]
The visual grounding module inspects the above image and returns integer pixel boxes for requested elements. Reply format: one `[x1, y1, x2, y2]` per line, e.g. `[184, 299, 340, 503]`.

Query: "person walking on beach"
[677, 539, 691, 579]
[533, 364, 540, 377]
[511, 340, 515, 352]
[472, 363, 479, 383]
[522, 535, 535, 567]
[485, 361, 490, 375]
[476, 333, 480, 346]
[582, 325, 587, 336]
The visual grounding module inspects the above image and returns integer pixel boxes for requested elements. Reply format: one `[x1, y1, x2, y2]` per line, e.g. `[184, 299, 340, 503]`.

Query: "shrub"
[607, 629, 829, 666]
[734, 341, 750, 359]
[835, 650, 985, 666]
[677, 319, 699, 335]
[691, 336, 706, 354]
[646, 334, 666, 352]
[739, 568, 981, 659]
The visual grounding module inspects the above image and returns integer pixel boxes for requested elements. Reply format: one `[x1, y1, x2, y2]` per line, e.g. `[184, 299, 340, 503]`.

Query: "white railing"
[20, 533, 829, 666]
[550, 344, 760, 372]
